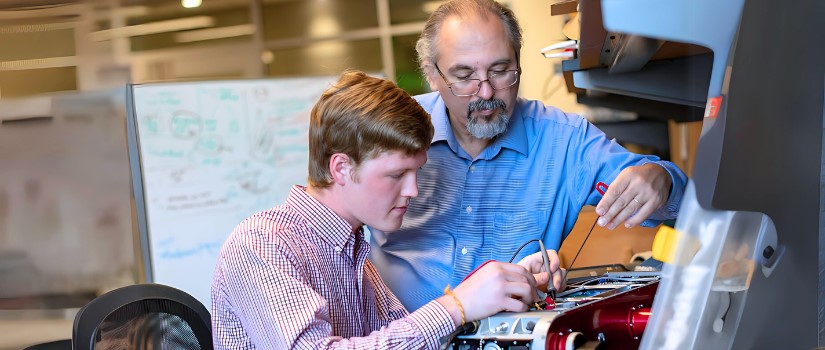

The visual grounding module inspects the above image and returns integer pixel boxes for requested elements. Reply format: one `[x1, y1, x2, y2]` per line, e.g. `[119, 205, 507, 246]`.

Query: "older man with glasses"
[368, 0, 688, 311]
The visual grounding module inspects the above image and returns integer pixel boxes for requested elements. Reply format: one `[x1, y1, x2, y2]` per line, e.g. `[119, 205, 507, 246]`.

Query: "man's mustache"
[467, 98, 507, 114]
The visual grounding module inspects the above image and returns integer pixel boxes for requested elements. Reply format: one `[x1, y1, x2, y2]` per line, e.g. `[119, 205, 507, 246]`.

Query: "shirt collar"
[430, 95, 528, 158]
[430, 96, 454, 146]
[285, 185, 361, 252]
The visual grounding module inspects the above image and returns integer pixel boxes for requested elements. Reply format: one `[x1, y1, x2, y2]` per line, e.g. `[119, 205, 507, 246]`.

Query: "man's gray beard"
[467, 98, 509, 139]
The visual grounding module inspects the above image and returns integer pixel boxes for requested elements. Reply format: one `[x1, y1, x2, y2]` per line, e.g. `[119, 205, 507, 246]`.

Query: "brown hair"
[307, 70, 434, 188]
[416, 0, 523, 77]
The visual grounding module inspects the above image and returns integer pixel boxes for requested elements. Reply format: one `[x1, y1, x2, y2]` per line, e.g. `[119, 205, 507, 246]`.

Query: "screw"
[763, 245, 775, 259]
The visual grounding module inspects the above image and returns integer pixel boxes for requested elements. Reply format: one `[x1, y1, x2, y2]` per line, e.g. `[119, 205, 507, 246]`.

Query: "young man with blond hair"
[212, 70, 553, 349]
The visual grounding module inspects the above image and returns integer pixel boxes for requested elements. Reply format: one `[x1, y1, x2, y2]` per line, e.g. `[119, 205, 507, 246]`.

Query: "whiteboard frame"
[125, 84, 155, 283]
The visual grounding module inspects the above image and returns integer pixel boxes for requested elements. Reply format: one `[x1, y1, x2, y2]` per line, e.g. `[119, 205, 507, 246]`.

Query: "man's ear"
[423, 62, 439, 92]
[329, 153, 352, 185]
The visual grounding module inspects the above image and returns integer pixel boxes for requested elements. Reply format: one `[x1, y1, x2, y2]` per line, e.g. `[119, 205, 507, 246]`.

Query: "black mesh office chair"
[21, 339, 71, 350]
[72, 283, 212, 350]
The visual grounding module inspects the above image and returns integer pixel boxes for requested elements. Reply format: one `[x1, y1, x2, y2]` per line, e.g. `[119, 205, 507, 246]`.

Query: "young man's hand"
[516, 250, 565, 292]
[438, 262, 539, 325]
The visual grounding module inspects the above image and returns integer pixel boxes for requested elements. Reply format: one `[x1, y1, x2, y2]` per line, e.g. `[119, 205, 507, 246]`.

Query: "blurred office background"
[0, 1, 668, 348]
[0, 0, 578, 102]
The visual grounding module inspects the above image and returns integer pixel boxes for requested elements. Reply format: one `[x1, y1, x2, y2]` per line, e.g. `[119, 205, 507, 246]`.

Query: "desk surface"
[0, 318, 72, 350]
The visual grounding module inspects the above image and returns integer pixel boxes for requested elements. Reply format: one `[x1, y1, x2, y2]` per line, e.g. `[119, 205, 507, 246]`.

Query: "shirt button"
[334, 246, 342, 252]
[461, 247, 468, 255]
[466, 206, 472, 214]
[470, 165, 476, 172]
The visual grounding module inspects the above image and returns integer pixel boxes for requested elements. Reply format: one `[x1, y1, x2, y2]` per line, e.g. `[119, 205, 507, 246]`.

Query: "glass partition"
[0, 89, 137, 311]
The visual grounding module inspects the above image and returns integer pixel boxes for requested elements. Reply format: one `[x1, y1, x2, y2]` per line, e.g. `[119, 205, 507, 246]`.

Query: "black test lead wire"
[562, 214, 600, 285]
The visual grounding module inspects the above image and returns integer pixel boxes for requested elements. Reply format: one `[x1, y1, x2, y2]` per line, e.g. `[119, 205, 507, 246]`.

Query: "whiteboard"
[126, 77, 337, 306]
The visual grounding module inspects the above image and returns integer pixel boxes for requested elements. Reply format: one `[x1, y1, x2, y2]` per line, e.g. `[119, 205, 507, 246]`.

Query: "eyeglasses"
[434, 63, 520, 97]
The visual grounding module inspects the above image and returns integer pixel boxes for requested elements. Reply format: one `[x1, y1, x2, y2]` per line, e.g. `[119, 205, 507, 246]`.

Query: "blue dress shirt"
[368, 92, 687, 311]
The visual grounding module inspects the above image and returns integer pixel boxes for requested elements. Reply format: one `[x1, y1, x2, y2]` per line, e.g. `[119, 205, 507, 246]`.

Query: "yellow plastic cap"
[652, 226, 701, 265]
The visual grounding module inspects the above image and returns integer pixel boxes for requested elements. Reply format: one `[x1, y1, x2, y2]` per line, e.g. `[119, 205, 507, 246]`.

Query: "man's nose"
[475, 79, 495, 100]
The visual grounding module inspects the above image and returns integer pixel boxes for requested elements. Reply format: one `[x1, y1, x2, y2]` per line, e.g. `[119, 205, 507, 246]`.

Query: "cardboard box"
[558, 207, 658, 268]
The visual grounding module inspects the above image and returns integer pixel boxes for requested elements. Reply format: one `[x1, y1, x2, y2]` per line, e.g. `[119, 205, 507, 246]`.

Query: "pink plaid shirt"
[211, 185, 455, 349]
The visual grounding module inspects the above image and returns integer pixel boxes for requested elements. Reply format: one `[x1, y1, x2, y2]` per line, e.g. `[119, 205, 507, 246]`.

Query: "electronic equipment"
[444, 271, 659, 350]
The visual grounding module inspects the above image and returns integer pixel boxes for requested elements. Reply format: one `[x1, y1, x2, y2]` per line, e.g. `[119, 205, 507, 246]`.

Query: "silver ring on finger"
[633, 198, 642, 206]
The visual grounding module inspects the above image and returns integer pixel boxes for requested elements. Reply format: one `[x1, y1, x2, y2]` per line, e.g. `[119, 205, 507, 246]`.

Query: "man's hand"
[595, 163, 671, 230]
[441, 262, 539, 324]
[516, 250, 565, 292]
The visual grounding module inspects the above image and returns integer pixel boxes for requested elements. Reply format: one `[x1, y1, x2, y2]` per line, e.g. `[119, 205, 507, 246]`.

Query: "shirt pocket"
[491, 210, 551, 262]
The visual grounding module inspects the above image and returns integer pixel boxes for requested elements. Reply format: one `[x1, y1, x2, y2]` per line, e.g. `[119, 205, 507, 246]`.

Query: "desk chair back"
[72, 283, 213, 350]
[21, 339, 71, 350]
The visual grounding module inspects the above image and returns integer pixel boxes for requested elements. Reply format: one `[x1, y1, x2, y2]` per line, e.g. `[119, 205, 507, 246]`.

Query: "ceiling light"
[175, 24, 255, 43]
[182, 0, 202, 9]
[90, 16, 215, 41]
